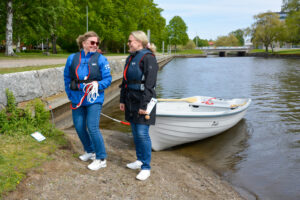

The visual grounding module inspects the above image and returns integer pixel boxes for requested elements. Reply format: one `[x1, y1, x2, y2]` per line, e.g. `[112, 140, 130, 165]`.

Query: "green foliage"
[165, 16, 189, 51]
[230, 29, 245, 46]
[193, 36, 209, 47]
[249, 12, 284, 52]
[180, 40, 196, 50]
[215, 34, 240, 46]
[1, 89, 56, 137]
[0, 89, 67, 198]
[1, 0, 167, 53]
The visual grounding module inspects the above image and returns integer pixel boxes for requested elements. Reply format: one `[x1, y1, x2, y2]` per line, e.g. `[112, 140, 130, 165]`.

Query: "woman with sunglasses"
[64, 31, 112, 170]
[120, 31, 158, 181]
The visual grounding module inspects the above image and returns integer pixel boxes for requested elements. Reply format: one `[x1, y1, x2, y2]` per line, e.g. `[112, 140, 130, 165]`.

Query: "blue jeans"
[72, 103, 107, 160]
[130, 122, 152, 170]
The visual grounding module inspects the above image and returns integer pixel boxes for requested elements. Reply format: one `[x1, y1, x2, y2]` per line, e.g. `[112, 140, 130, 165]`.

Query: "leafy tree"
[182, 39, 196, 50]
[282, 0, 300, 43]
[250, 12, 284, 52]
[193, 36, 209, 47]
[230, 29, 244, 46]
[165, 16, 189, 51]
[214, 34, 239, 46]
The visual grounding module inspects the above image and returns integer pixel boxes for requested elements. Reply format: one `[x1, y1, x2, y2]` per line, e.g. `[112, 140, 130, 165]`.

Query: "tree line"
[1, 0, 171, 55]
[1, 0, 299, 55]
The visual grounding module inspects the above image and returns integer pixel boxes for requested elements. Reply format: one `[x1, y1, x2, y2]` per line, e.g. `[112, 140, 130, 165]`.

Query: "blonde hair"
[76, 31, 100, 50]
[130, 31, 156, 53]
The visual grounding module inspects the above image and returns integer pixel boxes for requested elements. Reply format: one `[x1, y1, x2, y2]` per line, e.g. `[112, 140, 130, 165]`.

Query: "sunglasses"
[89, 40, 99, 46]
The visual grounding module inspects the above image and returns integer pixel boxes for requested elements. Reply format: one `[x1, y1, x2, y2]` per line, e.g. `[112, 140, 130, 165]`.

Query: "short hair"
[76, 31, 100, 50]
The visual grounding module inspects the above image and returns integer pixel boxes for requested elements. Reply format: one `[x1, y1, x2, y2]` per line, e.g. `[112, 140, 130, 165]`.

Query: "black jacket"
[120, 51, 159, 125]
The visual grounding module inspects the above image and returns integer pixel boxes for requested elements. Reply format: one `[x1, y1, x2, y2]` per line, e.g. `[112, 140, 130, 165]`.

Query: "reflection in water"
[171, 119, 252, 175]
[102, 57, 300, 200]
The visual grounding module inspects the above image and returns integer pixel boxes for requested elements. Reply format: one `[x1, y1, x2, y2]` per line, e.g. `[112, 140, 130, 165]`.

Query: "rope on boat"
[100, 113, 130, 126]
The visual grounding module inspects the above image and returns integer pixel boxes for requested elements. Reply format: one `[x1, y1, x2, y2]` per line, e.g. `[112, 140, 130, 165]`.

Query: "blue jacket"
[64, 50, 112, 106]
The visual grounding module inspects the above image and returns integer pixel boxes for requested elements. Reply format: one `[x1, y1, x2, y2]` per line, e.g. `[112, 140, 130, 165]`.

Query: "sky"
[153, 0, 283, 40]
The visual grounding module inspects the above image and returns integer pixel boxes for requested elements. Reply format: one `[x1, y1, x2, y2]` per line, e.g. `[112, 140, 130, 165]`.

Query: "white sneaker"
[136, 170, 150, 181]
[79, 152, 96, 162]
[126, 160, 143, 170]
[88, 159, 107, 171]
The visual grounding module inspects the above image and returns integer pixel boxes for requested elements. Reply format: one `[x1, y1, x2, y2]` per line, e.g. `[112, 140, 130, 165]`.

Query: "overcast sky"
[153, 0, 283, 40]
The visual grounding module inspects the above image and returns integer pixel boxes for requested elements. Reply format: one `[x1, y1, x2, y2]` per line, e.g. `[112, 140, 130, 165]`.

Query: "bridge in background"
[199, 47, 251, 57]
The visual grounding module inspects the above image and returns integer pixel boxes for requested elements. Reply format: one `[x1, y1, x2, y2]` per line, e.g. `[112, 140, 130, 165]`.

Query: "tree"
[165, 16, 189, 51]
[214, 34, 239, 46]
[282, 0, 300, 43]
[250, 12, 284, 52]
[193, 36, 209, 47]
[5, 0, 14, 56]
[230, 29, 245, 46]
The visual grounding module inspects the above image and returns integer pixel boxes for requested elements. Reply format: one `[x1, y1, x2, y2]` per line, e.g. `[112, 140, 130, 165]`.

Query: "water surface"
[101, 56, 300, 200]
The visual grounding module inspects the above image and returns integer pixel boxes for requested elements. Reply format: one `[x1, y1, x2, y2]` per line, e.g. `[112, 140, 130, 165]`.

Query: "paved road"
[0, 55, 128, 68]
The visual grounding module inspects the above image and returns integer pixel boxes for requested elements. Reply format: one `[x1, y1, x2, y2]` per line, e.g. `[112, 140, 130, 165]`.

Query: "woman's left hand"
[138, 109, 148, 115]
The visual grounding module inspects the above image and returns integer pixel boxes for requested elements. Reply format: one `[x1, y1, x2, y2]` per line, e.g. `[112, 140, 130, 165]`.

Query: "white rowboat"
[149, 96, 251, 151]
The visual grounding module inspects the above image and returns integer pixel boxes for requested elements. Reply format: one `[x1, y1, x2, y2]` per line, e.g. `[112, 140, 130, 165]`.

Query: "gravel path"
[4, 129, 244, 200]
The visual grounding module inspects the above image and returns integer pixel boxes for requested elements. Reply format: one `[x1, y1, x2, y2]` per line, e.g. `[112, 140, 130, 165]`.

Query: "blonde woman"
[64, 31, 111, 170]
[120, 31, 158, 181]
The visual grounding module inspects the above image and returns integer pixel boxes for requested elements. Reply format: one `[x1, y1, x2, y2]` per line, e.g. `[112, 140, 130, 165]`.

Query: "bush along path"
[0, 89, 67, 199]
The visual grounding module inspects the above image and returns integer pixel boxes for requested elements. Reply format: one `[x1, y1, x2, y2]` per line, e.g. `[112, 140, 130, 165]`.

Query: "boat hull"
[149, 97, 251, 151]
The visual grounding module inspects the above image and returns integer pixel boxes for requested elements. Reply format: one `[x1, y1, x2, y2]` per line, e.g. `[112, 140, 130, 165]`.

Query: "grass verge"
[174, 49, 204, 54]
[0, 89, 68, 199]
[0, 64, 64, 74]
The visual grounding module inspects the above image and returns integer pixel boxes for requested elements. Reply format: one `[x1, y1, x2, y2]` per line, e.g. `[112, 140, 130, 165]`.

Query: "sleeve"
[63, 54, 75, 100]
[139, 54, 159, 110]
[120, 56, 131, 104]
[97, 55, 112, 91]
[120, 78, 126, 104]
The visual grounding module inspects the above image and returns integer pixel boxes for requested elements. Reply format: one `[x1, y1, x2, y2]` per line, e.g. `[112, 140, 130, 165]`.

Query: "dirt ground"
[4, 128, 244, 200]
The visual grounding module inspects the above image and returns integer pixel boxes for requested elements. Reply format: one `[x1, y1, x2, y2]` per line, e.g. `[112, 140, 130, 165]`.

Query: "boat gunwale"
[156, 102, 250, 118]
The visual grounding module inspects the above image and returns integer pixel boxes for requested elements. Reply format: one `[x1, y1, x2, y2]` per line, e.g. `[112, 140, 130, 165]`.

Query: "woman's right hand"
[120, 103, 125, 111]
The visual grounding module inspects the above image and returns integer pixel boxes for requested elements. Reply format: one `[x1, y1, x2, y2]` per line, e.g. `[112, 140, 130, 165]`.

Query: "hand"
[120, 103, 125, 111]
[138, 109, 148, 115]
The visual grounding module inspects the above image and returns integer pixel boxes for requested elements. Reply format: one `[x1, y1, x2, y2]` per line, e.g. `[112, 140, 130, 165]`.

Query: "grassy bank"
[173, 49, 204, 54]
[0, 89, 68, 198]
[0, 52, 126, 60]
[0, 64, 64, 74]
[250, 49, 300, 54]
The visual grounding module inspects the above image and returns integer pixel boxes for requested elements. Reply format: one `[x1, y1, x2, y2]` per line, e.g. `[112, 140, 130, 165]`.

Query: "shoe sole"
[88, 164, 107, 171]
[79, 155, 96, 162]
[136, 174, 150, 181]
[126, 165, 141, 170]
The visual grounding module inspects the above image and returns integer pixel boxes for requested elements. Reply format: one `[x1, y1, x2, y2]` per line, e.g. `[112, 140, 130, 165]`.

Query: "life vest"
[123, 49, 153, 91]
[69, 51, 102, 90]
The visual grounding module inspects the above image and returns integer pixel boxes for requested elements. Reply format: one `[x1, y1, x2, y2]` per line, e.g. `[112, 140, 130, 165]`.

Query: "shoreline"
[5, 128, 245, 200]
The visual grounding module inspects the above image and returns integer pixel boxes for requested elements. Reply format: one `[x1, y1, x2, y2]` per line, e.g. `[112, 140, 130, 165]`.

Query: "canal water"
[101, 56, 300, 200]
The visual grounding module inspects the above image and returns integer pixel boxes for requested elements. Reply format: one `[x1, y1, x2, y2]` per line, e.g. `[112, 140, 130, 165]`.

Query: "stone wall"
[0, 57, 126, 107]
[0, 55, 173, 108]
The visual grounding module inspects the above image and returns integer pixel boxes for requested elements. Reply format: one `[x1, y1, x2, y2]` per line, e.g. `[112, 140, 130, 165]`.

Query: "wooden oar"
[158, 97, 198, 103]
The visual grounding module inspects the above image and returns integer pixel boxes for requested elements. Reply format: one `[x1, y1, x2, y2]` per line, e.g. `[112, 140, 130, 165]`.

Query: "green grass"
[0, 52, 69, 59]
[275, 49, 300, 54]
[0, 133, 66, 198]
[0, 64, 65, 74]
[0, 90, 68, 198]
[174, 49, 204, 54]
[0, 52, 126, 60]
[250, 49, 300, 54]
